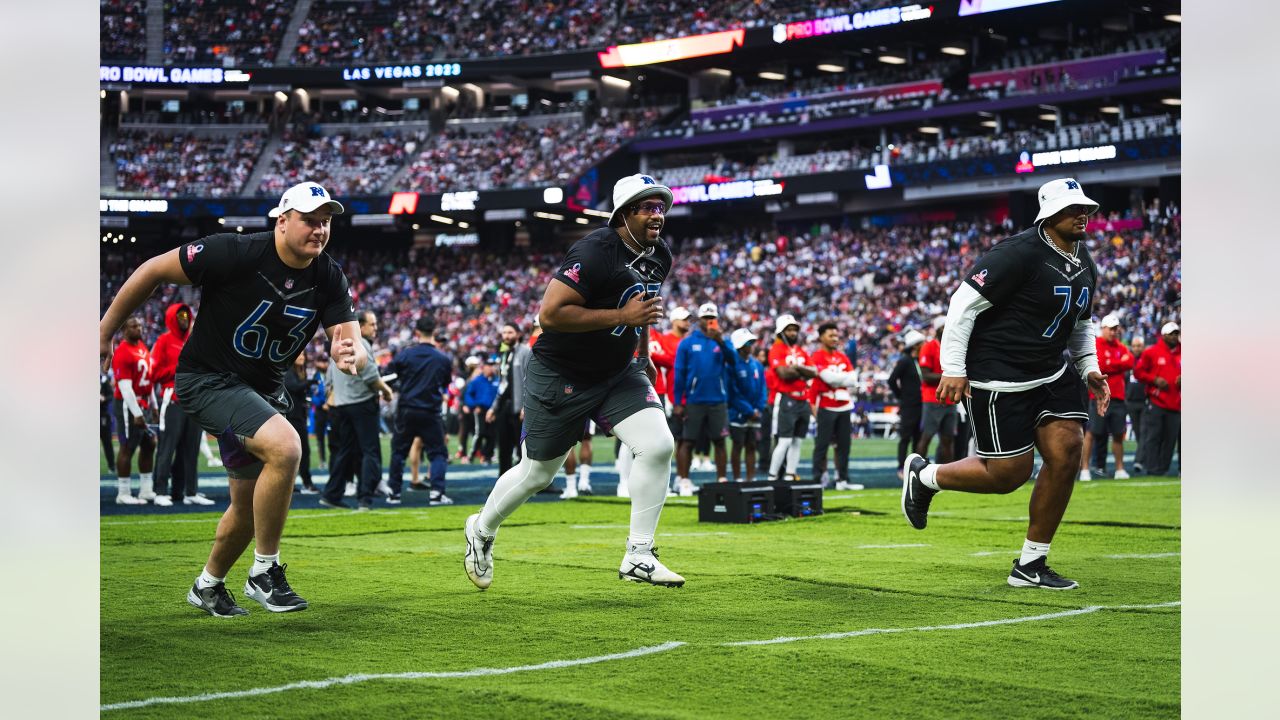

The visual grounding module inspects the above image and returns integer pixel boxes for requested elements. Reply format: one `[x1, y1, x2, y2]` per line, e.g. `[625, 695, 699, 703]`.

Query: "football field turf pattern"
[100, 472, 1180, 718]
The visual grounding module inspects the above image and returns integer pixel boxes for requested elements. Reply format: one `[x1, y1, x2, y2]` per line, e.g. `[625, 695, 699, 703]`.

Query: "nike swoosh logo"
[258, 272, 315, 301]
[1016, 569, 1040, 583]
[628, 562, 656, 576]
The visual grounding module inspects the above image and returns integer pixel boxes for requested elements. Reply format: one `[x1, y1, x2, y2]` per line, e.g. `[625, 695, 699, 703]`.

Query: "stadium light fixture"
[217, 218, 225, 225]
[877, 55, 906, 65]
[980, 120, 998, 128]
[273, 91, 288, 104]
[582, 208, 612, 218]
[1039, 113, 1058, 121]
[534, 211, 565, 221]
[918, 126, 941, 134]
[758, 71, 786, 81]
[816, 63, 845, 73]
[576, 217, 590, 224]
[601, 75, 631, 89]
[113, 238, 119, 244]
[1164, 13, 1181, 23]
[1100, 106, 1121, 114]
[940, 46, 967, 56]
[704, 68, 732, 77]
[459, 222, 471, 229]
[236, 226, 244, 232]
[441, 85, 460, 100]
[412, 224, 420, 230]
[543, 187, 564, 204]
[429, 214, 455, 225]
[1161, 98, 1181, 106]
[100, 90, 106, 99]
[131, 237, 137, 242]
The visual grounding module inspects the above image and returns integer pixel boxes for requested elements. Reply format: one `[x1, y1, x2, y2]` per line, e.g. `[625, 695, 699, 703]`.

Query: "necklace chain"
[1039, 226, 1081, 265]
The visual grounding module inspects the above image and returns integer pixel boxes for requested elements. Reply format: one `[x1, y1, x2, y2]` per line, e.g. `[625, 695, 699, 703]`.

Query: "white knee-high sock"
[477, 451, 567, 536]
[612, 408, 675, 547]
[769, 437, 791, 478]
[615, 443, 633, 483]
[785, 441, 802, 475]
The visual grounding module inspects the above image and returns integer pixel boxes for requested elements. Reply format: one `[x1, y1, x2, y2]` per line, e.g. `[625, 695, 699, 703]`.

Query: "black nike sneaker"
[244, 562, 309, 612]
[1007, 557, 1079, 590]
[901, 453, 938, 530]
[187, 581, 249, 618]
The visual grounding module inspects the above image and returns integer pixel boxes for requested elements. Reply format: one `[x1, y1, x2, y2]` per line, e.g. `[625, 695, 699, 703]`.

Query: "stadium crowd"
[101, 0, 147, 61]
[108, 128, 268, 197]
[256, 126, 430, 198]
[163, 0, 295, 65]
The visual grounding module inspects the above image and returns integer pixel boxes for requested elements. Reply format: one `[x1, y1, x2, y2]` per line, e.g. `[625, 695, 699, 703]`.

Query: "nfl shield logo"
[564, 384, 574, 395]
[284, 278, 295, 290]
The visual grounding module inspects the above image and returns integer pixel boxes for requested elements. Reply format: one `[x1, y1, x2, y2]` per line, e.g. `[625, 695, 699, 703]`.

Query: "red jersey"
[150, 302, 192, 401]
[649, 329, 683, 402]
[112, 339, 153, 408]
[766, 340, 810, 402]
[1133, 340, 1181, 412]
[810, 348, 856, 410]
[918, 338, 941, 404]
[1093, 336, 1135, 401]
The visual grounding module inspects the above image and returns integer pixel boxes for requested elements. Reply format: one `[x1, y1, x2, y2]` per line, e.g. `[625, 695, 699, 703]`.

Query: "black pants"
[472, 412, 494, 461]
[288, 414, 313, 487]
[757, 404, 774, 475]
[1127, 399, 1144, 444]
[494, 408, 521, 475]
[313, 405, 329, 464]
[325, 399, 382, 504]
[100, 406, 115, 467]
[388, 408, 448, 495]
[1140, 405, 1180, 475]
[153, 402, 202, 500]
[897, 403, 922, 468]
[812, 407, 851, 483]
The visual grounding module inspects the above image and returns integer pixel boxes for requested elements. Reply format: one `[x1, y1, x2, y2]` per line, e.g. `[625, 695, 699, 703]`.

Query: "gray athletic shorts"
[520, 355, 663, 461]
[922, 402, 959, 437]
[729, 422, 760, 445]
[1088, 398, 1128, 437]
[772, 394, 810, 438]
[683, 403, 729, 443]
[175, 370, 288, 479]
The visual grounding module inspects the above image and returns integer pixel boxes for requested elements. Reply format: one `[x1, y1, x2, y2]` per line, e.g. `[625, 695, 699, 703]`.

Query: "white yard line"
[1104, 552, 1180, 559]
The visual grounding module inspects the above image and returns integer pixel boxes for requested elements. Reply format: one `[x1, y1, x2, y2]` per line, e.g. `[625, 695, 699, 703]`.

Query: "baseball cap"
[464, 355, 480, 367]
[698, 302, 719, 318]
[1161, 321, 1180, 335]
[609, 174, 673, 226]
[1100, 314, 1121, 328]
[730, 328, 758, 350]
[775, 313, 799, 335]
[669, 306, 691, 322]
[903, 329, 926, 349]
[1034, 177, 1099, 222]
[268, 181, 345, 218]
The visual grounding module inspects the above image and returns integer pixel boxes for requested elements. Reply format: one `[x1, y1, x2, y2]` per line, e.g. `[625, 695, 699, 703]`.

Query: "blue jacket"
[728, 355, 768, 424]
[463, 373, 498, 410]
[673, 328, 736, 405]
[385, 342, 453, 413]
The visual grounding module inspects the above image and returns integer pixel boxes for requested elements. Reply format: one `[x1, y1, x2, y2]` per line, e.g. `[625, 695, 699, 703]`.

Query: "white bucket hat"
[1034, 177, 1099, 222]
[902, 329, 926, 349]
[609, 174, 673, 226]
[268, 181, 345, 218]
[775, 313, 799, 335]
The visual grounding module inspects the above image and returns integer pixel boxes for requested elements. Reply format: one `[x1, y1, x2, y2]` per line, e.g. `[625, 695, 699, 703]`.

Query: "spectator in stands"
[1133, 322, 1181, 476]
[673, 302, 735, 493]
[1080, 315, 1136, 481]
[810, 322, 860, 490]
[888, 330, 926, 479]
[726, 329, 766, 483]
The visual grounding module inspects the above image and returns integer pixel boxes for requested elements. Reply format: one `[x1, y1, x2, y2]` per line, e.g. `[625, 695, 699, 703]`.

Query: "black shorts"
[683, 403, 729, 443]
[963, 370, 1087, 459]
[113, 401, 155, 453]
[772, 394, 810, 438]
[176, 370, 288, 479]
[1088, 398, 1128, 437]
[519, 355, 663, 461]
[729, 423, 760, 445]
[897, 404, 922, 438]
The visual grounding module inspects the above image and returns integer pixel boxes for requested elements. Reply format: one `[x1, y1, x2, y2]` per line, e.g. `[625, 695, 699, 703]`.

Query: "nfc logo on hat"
[310, 186, 326, 197]
[640, 175, 655, 185]
[1065, 180, 1079, 190]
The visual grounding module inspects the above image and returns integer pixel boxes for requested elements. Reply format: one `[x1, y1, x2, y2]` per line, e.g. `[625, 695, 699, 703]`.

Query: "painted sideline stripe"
[101, 510, 432, 526]
[1105, 552, 1180, 559]
[721, 601, 1180, 647]
[101, 641, 686, 712]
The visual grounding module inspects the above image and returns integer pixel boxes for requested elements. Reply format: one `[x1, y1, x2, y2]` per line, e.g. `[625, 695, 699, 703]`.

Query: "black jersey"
[962, 227, 1097, 384]
[176, 232, 356, 398]
[534, 227, 674, 384]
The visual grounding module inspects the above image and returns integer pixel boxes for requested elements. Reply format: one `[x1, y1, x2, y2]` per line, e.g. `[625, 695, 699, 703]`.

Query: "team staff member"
[1125, 336, 1147, 471]
[1133, 322, 1181, 476]
[100, 180, 365, 617]
[110, 315, 157, 505]
[888, 330, 926, 477]
[810, 322, 859, 490]
[902, 178, 1111, 591]
[672, 302, 735, 493]
[322, 311, 393, 511]
[488, 321, 533, 475]
[1079, 314, 1135, 481]
[766, 314, 816, 482]
[917, 317, 959, 464]
[727, 329, 767, 483]
[464, 173, 684, 590]
[150, 302, 205, 506]
[386, 316, 454, 503]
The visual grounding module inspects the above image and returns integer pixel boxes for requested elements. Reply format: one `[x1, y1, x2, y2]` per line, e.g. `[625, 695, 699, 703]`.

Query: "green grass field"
[100, 470, 1180, 718]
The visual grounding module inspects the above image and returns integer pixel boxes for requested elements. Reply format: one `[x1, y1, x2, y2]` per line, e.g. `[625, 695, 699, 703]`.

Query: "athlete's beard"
[623, 218, 661, 249]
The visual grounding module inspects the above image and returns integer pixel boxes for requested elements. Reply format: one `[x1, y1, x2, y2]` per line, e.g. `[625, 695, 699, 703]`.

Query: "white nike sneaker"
[463, 513, 494, 590]
[578, 479, 593, 496]
[835, 481, 866, 491]
[1078, 468, 1093, 482]
[619, 543, 685, 587]
[115, 494, 144, 505]
[560, 479, 578, 499]
[138, 489, 157, 502]
[1113, 468, 1131, 480]
[152, 495, 174, 507]
[344, 482, 356, 497]
[184, 494, 216, 506]
[377, 479, 393, 497]
[678, 477, 695, 497]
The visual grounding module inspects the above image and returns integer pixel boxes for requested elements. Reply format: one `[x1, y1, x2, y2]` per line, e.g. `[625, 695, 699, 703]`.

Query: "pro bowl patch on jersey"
[186, 243, 204, 262]
[972, 269, 988, 287]
[564, 263, 582, 283]
[645, 386, 659, 404]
